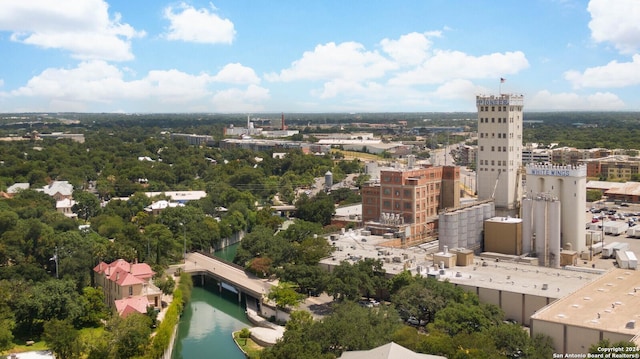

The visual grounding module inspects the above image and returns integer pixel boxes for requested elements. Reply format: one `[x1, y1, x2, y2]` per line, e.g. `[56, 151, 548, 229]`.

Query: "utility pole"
[50, 246, 59, 279]
[180, 222, 186, 263]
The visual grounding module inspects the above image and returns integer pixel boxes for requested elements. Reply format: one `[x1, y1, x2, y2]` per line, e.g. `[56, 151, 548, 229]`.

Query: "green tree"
[143, 224, 177, 265]
[431, 302, 500, 336]
[295, 192, 335, 226]
[107, 313, 152, 359]
[72, 190, 101, 221]
[312, 302, 402, 356]
[587, 189, 602, 202]
[268, 282, 305, 318]
[392, 280, 446, 324]
[77, 286, 109, 327]
[43, 318, 80, 359]
[238, 327, 252, 345]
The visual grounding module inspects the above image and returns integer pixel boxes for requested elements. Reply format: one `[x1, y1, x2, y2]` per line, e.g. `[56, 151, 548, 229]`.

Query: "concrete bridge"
[183, 252, 274, 302]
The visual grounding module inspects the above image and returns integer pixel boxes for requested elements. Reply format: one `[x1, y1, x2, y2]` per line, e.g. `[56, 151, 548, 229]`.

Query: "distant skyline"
[1, 0, 640, 113]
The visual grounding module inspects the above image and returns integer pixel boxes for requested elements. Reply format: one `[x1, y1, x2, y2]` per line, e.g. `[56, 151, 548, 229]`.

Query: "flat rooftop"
[322, 229, 604, 295]
[438, 259, 603, 298]
[531, 268, 640, 335]
[321, 229, 437, 275]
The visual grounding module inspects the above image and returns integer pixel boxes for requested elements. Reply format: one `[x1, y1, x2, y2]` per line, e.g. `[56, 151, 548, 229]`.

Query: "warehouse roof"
[531, 268, 640, 336]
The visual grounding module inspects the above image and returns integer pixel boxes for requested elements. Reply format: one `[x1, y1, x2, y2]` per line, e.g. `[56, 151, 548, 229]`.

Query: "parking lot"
[580, 201, 640, 270]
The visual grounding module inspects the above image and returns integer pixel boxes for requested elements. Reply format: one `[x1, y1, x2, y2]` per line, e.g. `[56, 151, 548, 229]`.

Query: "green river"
[172, 243, 250, 359]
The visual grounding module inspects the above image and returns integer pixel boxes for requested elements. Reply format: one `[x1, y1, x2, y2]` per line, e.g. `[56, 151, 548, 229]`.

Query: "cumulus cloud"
[315, 80, 384, 99]
[379, 31, 441, 66]
[565, 54, 640, 88]
[0, 0, 143, 61]
[211, 63, 260, 84]
[164, 3, 235, 44]
[211, 85, 270, 112]
[588, 0, 640, 54]
[389, 50, 529, 85]
[265, 41, 397, 82]
[0, 61, 267, 112]
[528, 90, 624, 110]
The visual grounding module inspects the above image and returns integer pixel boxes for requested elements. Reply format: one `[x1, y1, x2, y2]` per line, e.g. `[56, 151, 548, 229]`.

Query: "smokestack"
[281, 113, 286, 130]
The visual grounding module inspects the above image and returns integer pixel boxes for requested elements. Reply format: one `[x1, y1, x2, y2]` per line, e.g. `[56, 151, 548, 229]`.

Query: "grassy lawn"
[79, 326, 104, 341]
[2, 339, 48, 355]
[233, 331, 264, 359]
[2, 326, 105, 357]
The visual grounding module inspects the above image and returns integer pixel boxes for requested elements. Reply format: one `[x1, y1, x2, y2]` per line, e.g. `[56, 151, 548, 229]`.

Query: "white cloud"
[0, 61, 268, 112]
[315, 80, 383, 99]
[0, 0, 143, 61]
[528, 90, 625, 110]
[265, 41, 397, 82]
[211, 85, 270, 112]
[389, 50, 529, 85]
[565, 54, 640, 88]
[380, 31, 440, 66]
[211, 63, 260, 84]
[164, 3, 235, 44]
[432, 79, 485, 100]
[588, 0, 640, 54]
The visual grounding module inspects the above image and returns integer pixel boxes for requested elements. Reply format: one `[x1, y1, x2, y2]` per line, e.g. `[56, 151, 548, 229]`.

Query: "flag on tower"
[500, 77, 506, 83]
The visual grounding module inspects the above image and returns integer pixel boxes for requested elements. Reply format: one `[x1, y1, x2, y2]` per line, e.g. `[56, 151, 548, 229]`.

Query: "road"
[184, 252, 274, 299]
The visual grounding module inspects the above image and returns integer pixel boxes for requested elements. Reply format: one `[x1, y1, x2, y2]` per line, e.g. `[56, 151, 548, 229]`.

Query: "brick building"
[361, 165, 459, 247]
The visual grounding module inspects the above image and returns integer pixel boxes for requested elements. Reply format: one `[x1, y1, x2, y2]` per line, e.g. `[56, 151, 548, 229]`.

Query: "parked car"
[406, 316, 426, 326]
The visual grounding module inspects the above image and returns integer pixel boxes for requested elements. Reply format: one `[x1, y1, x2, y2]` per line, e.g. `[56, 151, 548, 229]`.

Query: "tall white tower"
[476, 94, 524, 216]
[523, 164, 587, 255]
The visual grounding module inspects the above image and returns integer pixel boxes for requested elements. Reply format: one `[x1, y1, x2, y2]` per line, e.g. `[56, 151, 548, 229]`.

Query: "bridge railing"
[194, 250, 255, 273]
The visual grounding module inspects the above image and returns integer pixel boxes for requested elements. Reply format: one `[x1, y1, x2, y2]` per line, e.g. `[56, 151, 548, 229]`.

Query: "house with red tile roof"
[93, 259, 162, 317]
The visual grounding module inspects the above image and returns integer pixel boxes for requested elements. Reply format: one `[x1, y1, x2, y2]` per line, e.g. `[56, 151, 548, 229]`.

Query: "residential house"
[93, 259, 162, 317]
[39, 180, 73, 201]
[56, 198, 77, 218]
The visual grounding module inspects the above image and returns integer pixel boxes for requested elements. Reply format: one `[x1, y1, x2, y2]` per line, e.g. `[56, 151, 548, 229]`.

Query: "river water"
[172, 243, 250, 359]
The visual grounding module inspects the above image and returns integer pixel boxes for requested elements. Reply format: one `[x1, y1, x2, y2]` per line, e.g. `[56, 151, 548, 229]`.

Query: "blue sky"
[0, 0, 639, 113]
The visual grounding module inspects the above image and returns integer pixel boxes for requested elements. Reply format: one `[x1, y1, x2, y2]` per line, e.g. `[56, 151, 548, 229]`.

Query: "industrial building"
[442, 259, 602, 326]
[476, 94, 524, 216]
[523, 164, 587, 258]
[483, 216, 523, 255]
[438, 201, 495, 253]
[361, 161, 460, 247]
[320, 227, 604, 328]
[531, 268, 640, 354]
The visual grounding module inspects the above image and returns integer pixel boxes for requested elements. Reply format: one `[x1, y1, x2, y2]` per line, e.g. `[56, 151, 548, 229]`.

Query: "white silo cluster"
[522, 193, 561, 267]
[524, 163, 587, 255]
[439, 202, 495, 253]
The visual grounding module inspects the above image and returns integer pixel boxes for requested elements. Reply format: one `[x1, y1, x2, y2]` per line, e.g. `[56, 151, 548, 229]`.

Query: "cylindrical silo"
[474, 206, 484, 248]
[548, 200, 561, 268]
[522, 197, 533, 254]
[534, 199, 547, 266]
[483, 203, 492, 220]
[448, 213, 458, 249]
[439, 213, 456, 251]
[458, 209, 468, 248]
[466, 207, 476, 250]
[324, 171, 333, 191]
